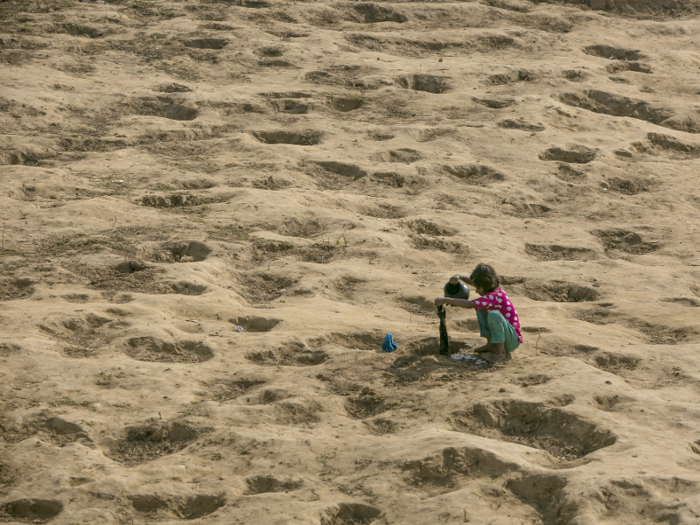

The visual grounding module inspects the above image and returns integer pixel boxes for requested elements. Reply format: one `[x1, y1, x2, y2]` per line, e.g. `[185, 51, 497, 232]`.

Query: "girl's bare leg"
[474, 337, 492, 354]
[480, 342, 507, 364]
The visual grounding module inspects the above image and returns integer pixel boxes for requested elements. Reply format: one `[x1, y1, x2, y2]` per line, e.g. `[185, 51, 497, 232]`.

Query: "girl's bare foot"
[474, 344, 492, 354]
[481, 351, 506, 364]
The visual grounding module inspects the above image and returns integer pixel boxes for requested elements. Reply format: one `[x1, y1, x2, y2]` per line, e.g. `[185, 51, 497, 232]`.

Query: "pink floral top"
[471, 287, 523, 343]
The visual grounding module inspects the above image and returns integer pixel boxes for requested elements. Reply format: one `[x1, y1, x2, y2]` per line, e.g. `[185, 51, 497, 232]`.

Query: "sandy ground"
[2, 0, 700, 523]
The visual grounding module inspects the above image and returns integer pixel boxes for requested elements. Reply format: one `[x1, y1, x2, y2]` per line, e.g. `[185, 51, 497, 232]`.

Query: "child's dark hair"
[470, 263, 500, 293]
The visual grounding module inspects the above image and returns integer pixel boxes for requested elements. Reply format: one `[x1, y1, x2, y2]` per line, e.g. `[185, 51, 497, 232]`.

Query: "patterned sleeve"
[472, 293, 504, 311]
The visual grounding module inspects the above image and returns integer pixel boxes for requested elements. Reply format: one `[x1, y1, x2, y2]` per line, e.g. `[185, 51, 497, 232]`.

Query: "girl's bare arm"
[434, 298, 475, 308]
[450, 274, 474, 286]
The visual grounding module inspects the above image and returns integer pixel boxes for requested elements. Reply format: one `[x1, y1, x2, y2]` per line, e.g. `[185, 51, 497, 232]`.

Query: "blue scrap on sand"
[382, 333, 398, 352]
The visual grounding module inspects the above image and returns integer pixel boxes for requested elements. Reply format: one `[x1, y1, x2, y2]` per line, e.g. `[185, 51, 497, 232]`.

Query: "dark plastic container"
[444, 280, 470, 300]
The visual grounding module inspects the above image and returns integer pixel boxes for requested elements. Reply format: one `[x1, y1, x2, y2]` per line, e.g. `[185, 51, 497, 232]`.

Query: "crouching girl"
[435, 263, 522, 364]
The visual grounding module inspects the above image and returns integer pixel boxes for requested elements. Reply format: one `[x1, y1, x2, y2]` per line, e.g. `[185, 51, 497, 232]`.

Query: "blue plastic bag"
[382, 333, 398, 352]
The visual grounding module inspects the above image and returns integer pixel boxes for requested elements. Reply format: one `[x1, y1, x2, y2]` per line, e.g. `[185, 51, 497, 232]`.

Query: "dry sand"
[2, 0, 700, 522]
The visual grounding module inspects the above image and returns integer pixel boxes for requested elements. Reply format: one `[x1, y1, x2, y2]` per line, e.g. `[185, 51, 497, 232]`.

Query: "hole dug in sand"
[559, 91, 700, 133]
[271, 99, 308, 114]
[0, 277, 35, 301]
[0, 499, 63, 522]
[506, 474, 569, 524]
[130, 97, 199, 121]
[368, 131, 394, 141]
[64, 24, 103, 38]
[633, 132, 700, 158]
[661, 297, 700, 307]
[585, 477, 699, 524]
[594, 352, 641, 375]
[256, 388, 292, 404]
[412, 236, 466, 253]
[228, 316, 281, 332]
[158, 83, 191, 93]
[245, 476, 303, 494]
[260, 91, 312, 99]
[328, 274, 367, 301]
[473, 97, 515, 108]
[525, 244, 597, 261]
[605, 61, 652, 74]
[562, 69, 588, 82]
[497, 119, 545, 132]
[321, 503, 383, 525]
[268, 398, 321, 425]
[80, 264, 207, 297]
[344, 389, 392, 418]
[399, 295, 440, 317]
[159, 104, 198, 121]
[140, 193, 227, 208]
[310, 331, 385, 351]
[364, 417, 400, 435]
[386, 354, 476, 385]
[517, 280, 600, 302]
[487, 69, 534, 85]
[451, 400, 616, 461]
[253, 130, 322, 145]
[504, 202, 552, 218]
[405, 219, 455, 236]
[235, 0, 270, 8]
[407, 337, 470, 356]
[166, 282, 208, 295]
[246, 342, 329, 366]
[1, 415, 90, 445]
[330, 96, 364, 112]
[371, 171, 409, 188]
[443, 164, 505, 185]
[201, 23, 238, 30]
[359, 203, 405, 219]
[396, 74, 450, 93]
[316, 161, 368, 179]
[554, 163, 587, 181]
[39, 313, 120, 358]
[125, 337, 214, 363]
[402, 446, 518, 495]
[113, 260, 149, 274]
[627, 320, 698, 345]
[595, 394, 626, 412]
[40, 311, 111, 335]
[62, 293, 90, 303]
[131, 494, 225, 519]
[259, 46, 284, 57]
[43, 417, 92, 445]
[207, 375, 268, 401]
[584, 45, 644, 61]
[259, 58, 296, 68]
[371, 149, 421, 163]
[275, 218, 325, 238]
[180, 179, 216, 190]
[351, 3, 407, 23]
[592, 229, 660, 255]
[109, 421, 199, 465]
[184, 38, 228, 49]
[161, 241, 212, 262]
[238, 274, 297, 304]
[601, 177, 652, 195]
[539, 145, 597, 164]
[518, 374, 553, 387]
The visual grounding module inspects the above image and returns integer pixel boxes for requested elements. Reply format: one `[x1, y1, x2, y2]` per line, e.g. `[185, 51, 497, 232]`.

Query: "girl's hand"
[449, 274, 461, 284]
[435, 297, 449, 306]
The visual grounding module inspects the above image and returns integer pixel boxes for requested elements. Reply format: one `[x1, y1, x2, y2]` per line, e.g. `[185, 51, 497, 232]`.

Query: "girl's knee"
[487, 310, 505, 323]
